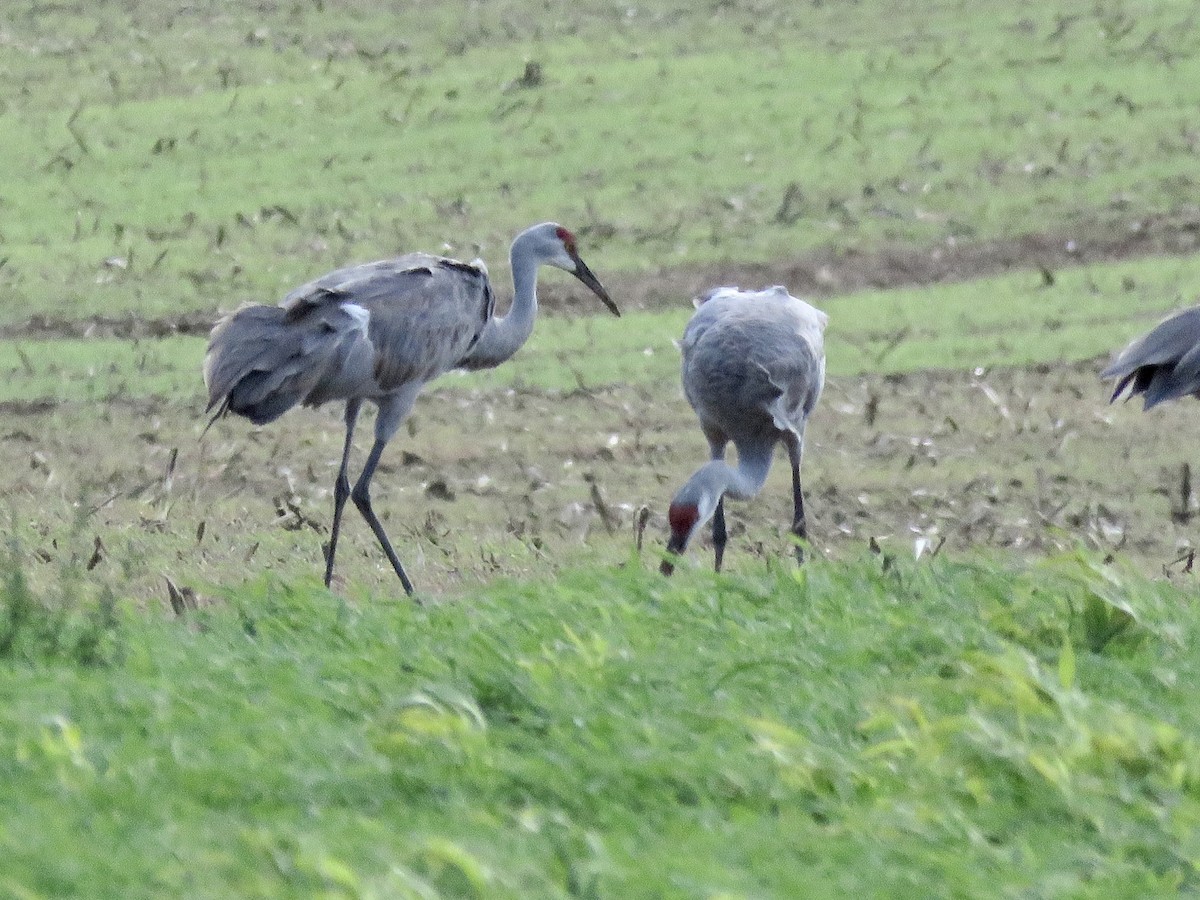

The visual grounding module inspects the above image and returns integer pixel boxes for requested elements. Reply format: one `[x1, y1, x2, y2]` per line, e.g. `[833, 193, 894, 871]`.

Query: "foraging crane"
[204, 222, 619, 595]
[1102, 305, 1200, 409]
[661, 286, 827, 575]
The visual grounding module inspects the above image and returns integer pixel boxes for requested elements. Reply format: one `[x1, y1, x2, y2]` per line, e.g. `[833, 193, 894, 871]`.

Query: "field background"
[3, 0, 1200, 896]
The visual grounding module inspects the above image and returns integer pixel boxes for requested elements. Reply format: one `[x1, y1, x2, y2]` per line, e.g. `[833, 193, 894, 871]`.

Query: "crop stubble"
[4, 307, 1197, 604]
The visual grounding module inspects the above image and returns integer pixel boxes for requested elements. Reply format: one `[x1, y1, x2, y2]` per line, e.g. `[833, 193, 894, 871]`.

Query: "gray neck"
[461, 234, 540, 369]
[674, 445, 774, 534]
[694, 449, 773, 503]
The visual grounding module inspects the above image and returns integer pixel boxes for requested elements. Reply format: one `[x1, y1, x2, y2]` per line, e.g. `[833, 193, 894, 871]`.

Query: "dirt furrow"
[4, 212, 1200, 340]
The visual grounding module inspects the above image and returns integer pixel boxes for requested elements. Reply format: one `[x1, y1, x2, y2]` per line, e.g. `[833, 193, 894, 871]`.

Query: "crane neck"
[703, 444, 774, 502]
[459, 234, 541, 370]
[508, 239, 541, 335]
[672, 443, 774, 528]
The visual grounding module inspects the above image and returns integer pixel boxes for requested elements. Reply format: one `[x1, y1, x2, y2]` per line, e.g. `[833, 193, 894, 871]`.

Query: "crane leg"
[785, 433, 807, 564]
[712, 498, 727, 572]
[705, 432, 729, 572]
[323, 399, 361, 588]
[351, 437, 416, 596]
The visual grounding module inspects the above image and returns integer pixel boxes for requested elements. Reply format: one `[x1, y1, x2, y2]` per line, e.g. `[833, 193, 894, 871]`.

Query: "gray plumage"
[662, 286, 827, 574]
[204, 222, 619, 594]
[1102, 306, 1200, 410]
[204, 255, 490, 425]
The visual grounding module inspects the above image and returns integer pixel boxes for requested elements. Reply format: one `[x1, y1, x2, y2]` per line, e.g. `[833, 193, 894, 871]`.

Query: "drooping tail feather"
[203, 304, 357, 429]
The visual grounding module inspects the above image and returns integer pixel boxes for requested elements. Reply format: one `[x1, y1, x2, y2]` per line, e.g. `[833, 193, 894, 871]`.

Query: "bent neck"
[673, 443, 774, 523]
[462, 234, 540, 369]
[696, 447, 773, 503]
[667, 444, 775, 551]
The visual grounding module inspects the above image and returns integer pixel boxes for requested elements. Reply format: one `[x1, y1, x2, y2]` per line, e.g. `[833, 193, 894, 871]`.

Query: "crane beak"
[660, 533, 687, 576]
[571, 254, 620, 317]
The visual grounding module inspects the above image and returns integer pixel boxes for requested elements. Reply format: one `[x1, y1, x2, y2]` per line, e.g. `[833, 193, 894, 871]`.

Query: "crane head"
[660, 462, 728, 575]
[541, 224, 621, 317]
[660, 496, 720, 575]
[660, 502, 698, 575]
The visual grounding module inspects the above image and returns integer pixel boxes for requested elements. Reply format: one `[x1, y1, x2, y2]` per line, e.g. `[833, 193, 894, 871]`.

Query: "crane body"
[662, 286, 827, 574]
[204, 222, 618, 594]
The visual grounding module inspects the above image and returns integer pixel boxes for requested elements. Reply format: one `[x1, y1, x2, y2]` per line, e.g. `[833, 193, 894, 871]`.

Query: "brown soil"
[535, 210, 1200, 312]
[5, 212, 1200, 340]
[7, 354, 1197, 605]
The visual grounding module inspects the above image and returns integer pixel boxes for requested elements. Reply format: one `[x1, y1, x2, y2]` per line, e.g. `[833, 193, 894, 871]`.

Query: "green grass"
[3, 549, 1199, 897]
[4, 250, 1198, 403]
[0, 335, 199, 404]
[3, 0, 1200, 323]
[6, 1, 1200, 893]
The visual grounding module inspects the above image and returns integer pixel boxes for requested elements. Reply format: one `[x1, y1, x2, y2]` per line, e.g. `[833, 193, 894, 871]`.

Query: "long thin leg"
[323, 399, 361, 588]
[351, 438, 415, 595]
[712, 498, 727, 572]
[705, 430, 728, 572]
[784, 432, 807, 564]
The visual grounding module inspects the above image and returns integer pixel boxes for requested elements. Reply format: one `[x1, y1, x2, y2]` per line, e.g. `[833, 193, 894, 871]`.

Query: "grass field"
[7, 250, 1200, 405]
[3, 0, 1200, 323]
[4, 0, 1200, 895]
[4, 553, 1200, 897]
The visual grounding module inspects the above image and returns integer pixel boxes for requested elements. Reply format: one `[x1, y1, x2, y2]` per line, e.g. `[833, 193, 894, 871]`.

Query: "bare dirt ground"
[5, 355, 1198, 607]
[5, 222, 1199, 602]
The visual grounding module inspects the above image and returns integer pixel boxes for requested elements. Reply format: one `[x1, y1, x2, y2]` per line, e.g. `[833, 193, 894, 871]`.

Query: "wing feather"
[1103, 307, 1200, 378]
[280, 254, 494, 393]
[1103, 306, 1200, 407]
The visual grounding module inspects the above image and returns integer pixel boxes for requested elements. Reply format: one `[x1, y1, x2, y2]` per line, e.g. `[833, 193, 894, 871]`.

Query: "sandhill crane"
[661, 286, 827, 575]
[204, 222, 619, 595]
[1103, 306, 1200, 409]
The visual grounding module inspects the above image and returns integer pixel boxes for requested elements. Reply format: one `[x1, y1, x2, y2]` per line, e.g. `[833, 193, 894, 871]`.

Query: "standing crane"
[1102, 306, 1200, 408]
[660, 286, 827, 575]
[204, 222, 620, 595]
